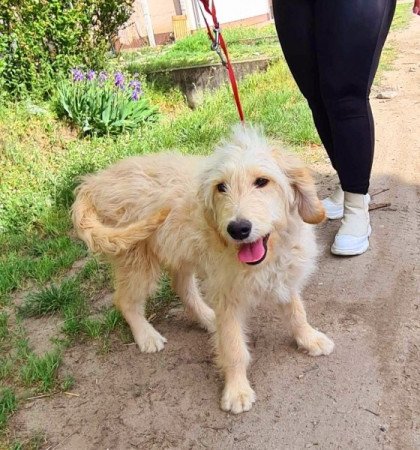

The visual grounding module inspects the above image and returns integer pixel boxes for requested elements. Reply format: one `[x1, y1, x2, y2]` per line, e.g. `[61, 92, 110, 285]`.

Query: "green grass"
[18, 257, 176, 344]
[0, 359, 13, 382]
[9, 432, 46, 450]
[20, 351, 62, 392]
[19, 277, 83, 318]
[15, 249, 176, 348]
[60, 375, 75, 391]
[0, 232, 86, 304]
[123, 25, 280, 74]
[145, 273, 179, 319]
[391, 2, 412, 31]
[376, 2, 412, 79]
[0, 312, 8, 341]
[0, 388, 17, 430]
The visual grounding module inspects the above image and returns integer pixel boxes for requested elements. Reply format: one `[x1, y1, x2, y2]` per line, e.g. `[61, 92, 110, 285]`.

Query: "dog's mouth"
[238, 234, 270, 265]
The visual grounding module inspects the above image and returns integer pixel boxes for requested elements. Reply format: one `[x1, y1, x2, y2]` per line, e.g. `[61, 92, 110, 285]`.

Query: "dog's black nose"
[227, 219, 252, 240]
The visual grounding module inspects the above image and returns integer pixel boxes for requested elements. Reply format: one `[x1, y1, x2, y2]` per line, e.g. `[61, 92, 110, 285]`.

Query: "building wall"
[118, 0, 271, 49]
[118, 0, 178, 48]
[195, 1, 270, 27]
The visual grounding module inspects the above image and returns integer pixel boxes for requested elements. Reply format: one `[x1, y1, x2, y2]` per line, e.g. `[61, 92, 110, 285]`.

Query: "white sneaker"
[322, 185, 344, 219]
[331, 192, 371, 256]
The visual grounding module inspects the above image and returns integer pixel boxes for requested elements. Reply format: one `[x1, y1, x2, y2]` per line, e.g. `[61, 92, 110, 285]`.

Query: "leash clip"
[211, 27, 227, 66]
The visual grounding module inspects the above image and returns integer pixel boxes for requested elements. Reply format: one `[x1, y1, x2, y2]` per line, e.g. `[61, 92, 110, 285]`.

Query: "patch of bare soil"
[10, 19, 419, 449]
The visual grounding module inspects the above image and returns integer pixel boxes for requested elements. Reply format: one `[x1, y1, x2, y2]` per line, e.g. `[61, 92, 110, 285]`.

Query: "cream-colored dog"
[72, 125, 334, 414]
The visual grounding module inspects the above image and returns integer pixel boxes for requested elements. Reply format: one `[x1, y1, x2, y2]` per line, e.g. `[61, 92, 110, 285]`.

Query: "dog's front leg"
[215, 301, 255, 414]
[280, 293, 334, 356]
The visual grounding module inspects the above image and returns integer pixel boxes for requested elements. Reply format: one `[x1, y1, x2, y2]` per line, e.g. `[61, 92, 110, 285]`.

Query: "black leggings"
[273, 0, 396, 194]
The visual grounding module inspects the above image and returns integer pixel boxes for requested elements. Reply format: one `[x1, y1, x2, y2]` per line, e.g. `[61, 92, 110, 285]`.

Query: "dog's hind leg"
[113, 252, 166, 353]
[280, 294, 334, 356]
[172, 271, 216, 333]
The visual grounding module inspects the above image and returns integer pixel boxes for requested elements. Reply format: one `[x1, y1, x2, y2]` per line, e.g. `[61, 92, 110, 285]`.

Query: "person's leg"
[314, 0, 396, 255]
[272, 0, 337, 170]
[315, 0, 396, 194]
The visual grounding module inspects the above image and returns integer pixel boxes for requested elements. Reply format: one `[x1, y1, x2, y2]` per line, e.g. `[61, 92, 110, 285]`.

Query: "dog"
[72, 125, 334, 414]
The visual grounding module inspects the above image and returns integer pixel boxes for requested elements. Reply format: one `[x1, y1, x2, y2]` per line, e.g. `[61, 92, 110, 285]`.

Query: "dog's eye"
[217, 183, 227, 193]
[254, 178, 269, 188]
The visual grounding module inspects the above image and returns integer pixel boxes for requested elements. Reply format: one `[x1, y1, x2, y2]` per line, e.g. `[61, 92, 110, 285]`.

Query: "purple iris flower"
[86, 70, 96, 81]
[129, 80, 141, 91]
[71, 68, 84, 82]
[129, 80, 143, 101]
[114, 72, 125, 89]
[98, 71, 108, 84]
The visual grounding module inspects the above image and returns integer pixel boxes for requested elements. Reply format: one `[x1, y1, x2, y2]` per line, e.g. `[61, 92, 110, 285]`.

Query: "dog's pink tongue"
[238, 238, 265, 263]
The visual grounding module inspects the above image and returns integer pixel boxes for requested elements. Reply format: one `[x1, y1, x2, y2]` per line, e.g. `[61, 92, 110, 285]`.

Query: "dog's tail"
[72, 186, 169, 256]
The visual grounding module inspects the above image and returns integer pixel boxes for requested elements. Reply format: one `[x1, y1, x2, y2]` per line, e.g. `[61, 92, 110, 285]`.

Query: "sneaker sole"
[331, 226, 372, 256]
[331, 240, 369, 256]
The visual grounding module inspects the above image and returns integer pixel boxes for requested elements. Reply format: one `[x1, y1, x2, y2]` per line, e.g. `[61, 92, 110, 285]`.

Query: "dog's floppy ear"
[287, 165, 326, 224]
[271, 148, 325, 224]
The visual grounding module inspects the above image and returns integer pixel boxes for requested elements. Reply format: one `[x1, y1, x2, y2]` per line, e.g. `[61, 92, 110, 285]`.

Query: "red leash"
[196, 0, 245, 122]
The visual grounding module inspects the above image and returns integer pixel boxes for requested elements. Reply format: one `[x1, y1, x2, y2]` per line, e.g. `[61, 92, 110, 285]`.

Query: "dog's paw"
[221, 383, 256, 414]
[296, 328, 334, 356]
[135, 329, 167, 353]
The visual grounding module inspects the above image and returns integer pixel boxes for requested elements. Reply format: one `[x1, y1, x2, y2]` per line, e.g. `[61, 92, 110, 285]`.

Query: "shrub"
[0, 0, 133, 97]
[55, 69, 158, 136]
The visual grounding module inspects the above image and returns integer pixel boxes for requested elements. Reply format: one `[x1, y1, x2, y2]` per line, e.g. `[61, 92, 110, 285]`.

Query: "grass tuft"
[0, 312, 8, 341]
[19, 278, 83, 318]
[0, 388, 17, 430]
[20, 351, 62, 392]
[60, 375, 75, 391]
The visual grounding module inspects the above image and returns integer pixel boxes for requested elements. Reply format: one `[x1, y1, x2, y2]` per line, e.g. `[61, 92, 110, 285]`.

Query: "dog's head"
[198, 125, 325, 265]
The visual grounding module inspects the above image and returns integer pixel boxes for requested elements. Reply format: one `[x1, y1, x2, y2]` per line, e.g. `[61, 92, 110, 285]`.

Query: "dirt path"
[12, 18, 419, 450]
